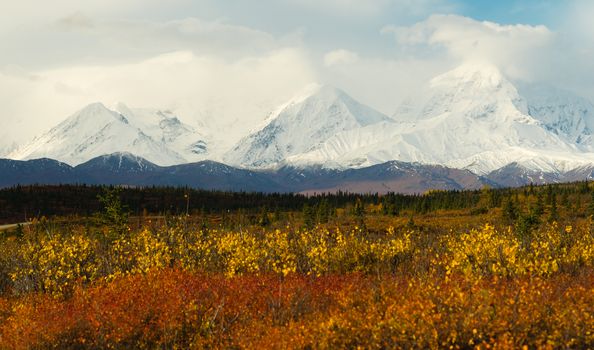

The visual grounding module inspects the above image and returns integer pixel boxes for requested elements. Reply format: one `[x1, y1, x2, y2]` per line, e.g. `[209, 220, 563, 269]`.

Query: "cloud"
[0, 49, 316, 148]
[285, 0, 455, 17]
[285, 0, 389, 16]
[324, 49, 359, 66]
[56, 12, 95, 30]
[382, 14, 555, 81]
[47, 16, 283, 66]
[319, 56, 446, 115]
[2, 2, 594, 152]
[561, 0, 594, 50]
[0, 11, 313, 148]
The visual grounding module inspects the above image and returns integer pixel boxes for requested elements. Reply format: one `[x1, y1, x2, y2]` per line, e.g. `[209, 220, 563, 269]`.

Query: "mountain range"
[2, 153, 594, 194]
[3, 62, 594, 192]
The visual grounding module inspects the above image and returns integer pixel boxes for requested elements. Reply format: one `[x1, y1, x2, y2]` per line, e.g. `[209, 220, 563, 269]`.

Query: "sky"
[1, 0, 593, 149]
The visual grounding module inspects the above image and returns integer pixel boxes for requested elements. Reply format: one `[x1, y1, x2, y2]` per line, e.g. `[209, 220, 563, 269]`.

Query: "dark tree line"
[0, 181, 592, 224]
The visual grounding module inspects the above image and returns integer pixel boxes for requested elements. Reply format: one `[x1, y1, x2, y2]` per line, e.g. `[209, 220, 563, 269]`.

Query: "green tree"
[516, 209, 540, 248]
[302, 203, 315, 230]
[502, 196, 518, 224]
[579, 180, 590, 194]
[97, 187, 129, 240]
[548, 194, 559, 223]
[317, 199, 330, 224]
[533, 192, 544, 217]
[258, 206, 271, 227]
[353, 198, 366, 228]
[588, 190, 594, 218]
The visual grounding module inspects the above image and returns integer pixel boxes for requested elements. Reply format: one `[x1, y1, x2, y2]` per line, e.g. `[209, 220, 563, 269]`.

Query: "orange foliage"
[0, 269, 592, 349]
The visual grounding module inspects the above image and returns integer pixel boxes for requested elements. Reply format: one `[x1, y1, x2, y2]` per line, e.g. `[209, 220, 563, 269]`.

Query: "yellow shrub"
[10, 234, 99, 296]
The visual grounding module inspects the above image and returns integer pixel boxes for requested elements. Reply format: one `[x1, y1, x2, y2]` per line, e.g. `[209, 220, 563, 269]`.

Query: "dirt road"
[0, 222, 31, 232]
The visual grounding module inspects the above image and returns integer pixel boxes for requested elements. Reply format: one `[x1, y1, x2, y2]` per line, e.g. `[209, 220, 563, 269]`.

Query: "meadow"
[0, 184, 592, 349]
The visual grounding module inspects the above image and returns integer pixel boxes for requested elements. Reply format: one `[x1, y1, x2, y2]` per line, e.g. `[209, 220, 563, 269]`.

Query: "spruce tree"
[502, 196, 518, 223]
[534, 192, 544, 217]
[258, 206, 270, 227]
[548, 194, 559, 223]
[588, 190, 594, 218]
[302, 204, 315, 230]
[353, 198, 366, 228]
[317, 199, 329, 224]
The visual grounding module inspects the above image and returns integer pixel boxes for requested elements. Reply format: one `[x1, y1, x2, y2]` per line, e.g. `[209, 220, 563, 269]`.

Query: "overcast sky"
[1, 0, 593, 148]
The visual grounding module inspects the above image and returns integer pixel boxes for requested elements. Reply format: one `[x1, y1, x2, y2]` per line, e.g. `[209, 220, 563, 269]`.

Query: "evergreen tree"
[317, 199, 330, 224]
[502, 196, 518, 223]
[381, 196, 390, 216]
[258, 206, 270, 227]
[516, 210, 539, 248]
[533, 192, 544, 217]
[529, 182, 535, 195]
[546, 185, 554, 205]
[579, 180, 590, 194]
[548, 195, 559, 223]
[561, 191, 570, 209]
[273, 206, 282, 223]
[353, 198, 365, 228]
[302, 204, 315, 230]
[588, 190, 594, 218]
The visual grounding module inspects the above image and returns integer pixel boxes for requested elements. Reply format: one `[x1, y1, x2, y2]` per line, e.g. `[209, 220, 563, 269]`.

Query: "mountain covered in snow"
[223, 84, 393, 168]
[6, 61, 594, 188]
[278, 63, 594, 174]
[8, 103, 209, 166]
[0, 153, 491, 193]
[520, 84, 594, 148]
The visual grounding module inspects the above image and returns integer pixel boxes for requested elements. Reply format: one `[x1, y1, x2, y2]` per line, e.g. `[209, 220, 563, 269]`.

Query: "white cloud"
[319, 56, 446, 115]
[2, 2, 594, 153]
[285, 0, 455, 17]
[565, 0, 594, 43]
[324, 49, 360, 66]
[382, 14, 555, 81]
[4, 15, 284, 69]
[90, 17, 279, 56]
[0, 49, 316, 148]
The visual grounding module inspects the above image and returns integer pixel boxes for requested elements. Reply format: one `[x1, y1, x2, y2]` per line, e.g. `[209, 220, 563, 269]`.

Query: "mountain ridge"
[2, 153, 593, 194]
[5, 62, 594, 181]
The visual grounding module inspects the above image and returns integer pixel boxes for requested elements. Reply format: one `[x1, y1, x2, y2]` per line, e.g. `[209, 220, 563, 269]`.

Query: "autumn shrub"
[440, 222, 594, 278]
[3, 217, 594, 298]
[9, 233, 100, 297]
[1, 270, 592, 349]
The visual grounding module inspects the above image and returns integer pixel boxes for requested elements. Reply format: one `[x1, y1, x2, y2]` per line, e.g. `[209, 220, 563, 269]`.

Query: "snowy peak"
[61, 102, 129, 129]
[305, 84, 391, 126]
[520, 85, 594, 147]
[114, 103, 209, 157]
[287, 62, 594, 175]
[7, 62, 594, 182]
[430, 62, 506, 89]
[224, 84, 393, 168]
[9, 103, 201, 165]
[263, 84, 390, 128]
[419, 62, 529, 121]
[77, 152, 159, 173]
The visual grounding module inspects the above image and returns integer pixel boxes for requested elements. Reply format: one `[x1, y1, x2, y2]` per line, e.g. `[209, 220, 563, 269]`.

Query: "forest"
[0, 182, 592, 349]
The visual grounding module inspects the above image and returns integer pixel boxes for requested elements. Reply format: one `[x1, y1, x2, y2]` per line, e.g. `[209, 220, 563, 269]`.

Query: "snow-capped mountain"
[520, 85, 594, 148]
[114, 103, 210, 161]
[223, 84, 393, 168]
[8, 103, 208, 166]
[283, 63, 594, 174]
[0, 142, 18, 158]
[6, 61, 594, 186]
